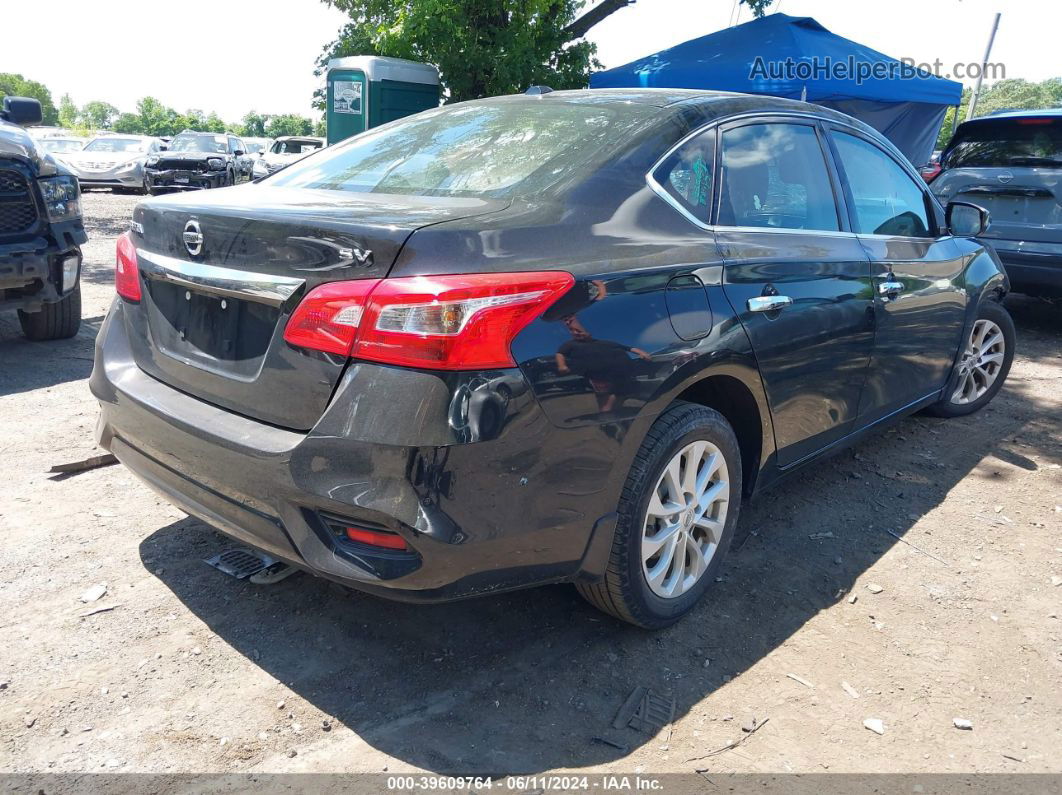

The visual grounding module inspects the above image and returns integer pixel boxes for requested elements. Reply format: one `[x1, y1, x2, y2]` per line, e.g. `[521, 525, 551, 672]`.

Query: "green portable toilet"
[325, 56, 441, 145]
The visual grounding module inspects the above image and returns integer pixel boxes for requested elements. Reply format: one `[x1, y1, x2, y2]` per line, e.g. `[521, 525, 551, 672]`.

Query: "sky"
[1, 0, 1058, 123]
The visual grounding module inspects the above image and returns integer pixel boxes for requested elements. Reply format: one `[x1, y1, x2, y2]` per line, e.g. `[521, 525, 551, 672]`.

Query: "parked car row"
[23, 127, 324, 197]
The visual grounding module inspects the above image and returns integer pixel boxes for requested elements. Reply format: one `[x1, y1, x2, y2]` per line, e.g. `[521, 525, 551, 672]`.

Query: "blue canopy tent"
[590, 13, 962, 166]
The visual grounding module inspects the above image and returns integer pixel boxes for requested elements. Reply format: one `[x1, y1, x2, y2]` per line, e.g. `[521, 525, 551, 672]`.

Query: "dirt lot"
[1, 191, 1060, 777]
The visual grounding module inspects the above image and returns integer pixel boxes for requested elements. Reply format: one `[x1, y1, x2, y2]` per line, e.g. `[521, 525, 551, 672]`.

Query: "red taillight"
[115, 231, 141, 302]
[1017, 118, 1054, 126]
[284, 271, 574, 370]
[345, 526, 408, 550]
[283, 278, 381, 356]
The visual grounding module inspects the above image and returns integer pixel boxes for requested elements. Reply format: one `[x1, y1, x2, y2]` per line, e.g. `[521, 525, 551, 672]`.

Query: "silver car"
[252, 135, 325, 178]
[58, 134, 162, 194]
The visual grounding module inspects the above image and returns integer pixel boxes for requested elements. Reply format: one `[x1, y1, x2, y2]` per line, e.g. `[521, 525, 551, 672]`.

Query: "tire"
[925, 299, 1015, 418]
[18, 284, 82, 341]
[577, 402, 743, 629]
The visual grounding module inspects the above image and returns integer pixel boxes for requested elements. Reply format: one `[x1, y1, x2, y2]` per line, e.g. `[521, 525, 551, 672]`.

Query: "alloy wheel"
[951, 319, 1005, 405]
[641, 440, 730, 599]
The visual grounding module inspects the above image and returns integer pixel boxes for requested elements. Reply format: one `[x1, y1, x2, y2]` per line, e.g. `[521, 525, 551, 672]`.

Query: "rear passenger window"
[718, 123, 839, 232]
[831, 132, 932, 237]
[652, 131, 715, 223]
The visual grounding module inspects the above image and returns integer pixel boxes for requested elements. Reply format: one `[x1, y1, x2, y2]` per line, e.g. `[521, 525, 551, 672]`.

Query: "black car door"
[715, 118, 875, 468]
[826, 127, 968, 423]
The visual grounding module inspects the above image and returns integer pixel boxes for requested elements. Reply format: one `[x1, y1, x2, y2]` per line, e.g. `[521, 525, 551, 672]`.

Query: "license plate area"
[145, 280, 278, 379]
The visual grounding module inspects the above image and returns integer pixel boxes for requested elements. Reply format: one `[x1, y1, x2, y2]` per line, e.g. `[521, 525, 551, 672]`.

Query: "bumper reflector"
[61, 254, 80, 292]
[345, 526, 408, 550]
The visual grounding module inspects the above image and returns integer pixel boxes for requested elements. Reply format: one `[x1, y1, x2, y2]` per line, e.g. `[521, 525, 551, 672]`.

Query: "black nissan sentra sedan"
[91, 90, 1013, 628]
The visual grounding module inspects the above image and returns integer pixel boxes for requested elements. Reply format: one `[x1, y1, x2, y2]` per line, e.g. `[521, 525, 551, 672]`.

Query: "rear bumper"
[90, 300, 625, 602]
[987, 240, 1062, 296]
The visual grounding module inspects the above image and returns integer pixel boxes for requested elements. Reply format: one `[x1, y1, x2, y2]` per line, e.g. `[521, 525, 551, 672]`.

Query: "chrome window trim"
[645, 123, 717, 232]
[645, 110, 874, 236]
[715, 225, 860, 239]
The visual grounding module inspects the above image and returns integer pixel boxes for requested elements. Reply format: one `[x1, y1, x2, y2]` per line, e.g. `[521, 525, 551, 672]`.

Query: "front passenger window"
[831, 132, 932, 237]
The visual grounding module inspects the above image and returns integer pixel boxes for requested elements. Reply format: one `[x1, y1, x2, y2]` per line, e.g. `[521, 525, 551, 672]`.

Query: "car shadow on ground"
[140, 300, 1060, 774]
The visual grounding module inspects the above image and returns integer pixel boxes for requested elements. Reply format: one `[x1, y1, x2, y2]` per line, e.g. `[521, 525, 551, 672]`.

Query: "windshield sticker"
[334, 81, 363, 115]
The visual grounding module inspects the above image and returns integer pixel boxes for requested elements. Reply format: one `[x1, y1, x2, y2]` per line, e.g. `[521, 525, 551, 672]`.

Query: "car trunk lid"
[123, 186, 506, 430]
[934, 166, 1062, 244]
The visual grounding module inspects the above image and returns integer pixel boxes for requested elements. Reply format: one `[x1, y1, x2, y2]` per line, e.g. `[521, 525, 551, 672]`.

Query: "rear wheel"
[577, 402, 742, 629]
[18, 284, 81, 341]
[925, 300, 1014, 417]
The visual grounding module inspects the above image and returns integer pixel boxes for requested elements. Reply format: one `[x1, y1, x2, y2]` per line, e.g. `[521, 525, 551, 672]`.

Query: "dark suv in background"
[92, 90, 1013, 628]
[145, 131, 252, 194]
[932, 110, 1062, 297]
[1, 96, 85, 340]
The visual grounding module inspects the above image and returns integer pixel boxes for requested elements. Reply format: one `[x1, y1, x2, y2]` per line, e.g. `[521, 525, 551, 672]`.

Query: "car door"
[715, 118, 875, 468]
[826, 128, 968, 423]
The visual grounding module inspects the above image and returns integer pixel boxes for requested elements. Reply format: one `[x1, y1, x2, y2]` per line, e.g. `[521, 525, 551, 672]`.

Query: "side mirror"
[234, 150, 245, 157]
[159, 143, 169, 151]
[947, 201, 990, 237]
[1, 96, 44, 126]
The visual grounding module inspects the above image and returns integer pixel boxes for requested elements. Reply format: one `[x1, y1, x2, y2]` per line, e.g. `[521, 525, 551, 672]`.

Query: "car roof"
[960, 108, 1062, 125]
[473, 88, 873, 128]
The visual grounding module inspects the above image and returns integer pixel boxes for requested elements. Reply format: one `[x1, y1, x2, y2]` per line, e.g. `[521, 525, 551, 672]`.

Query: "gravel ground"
[1, 191, 1060, 777]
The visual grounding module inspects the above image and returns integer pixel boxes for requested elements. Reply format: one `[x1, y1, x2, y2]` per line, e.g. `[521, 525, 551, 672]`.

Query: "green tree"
[0, 72, 59, 125]
[317, 0, 775, 105]
[174, 108, 207, 132]
[264, 113, 313, 137]
[135, 96, 180, 137]
[113, 112, 143, 134]
[203, 112, 228, 133]
[239, 110, 268, 137]
[57, 94, 80, 129]
[81, 100, 119, 130]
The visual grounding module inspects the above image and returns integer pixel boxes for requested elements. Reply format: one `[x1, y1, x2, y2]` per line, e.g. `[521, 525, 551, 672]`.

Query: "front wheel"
[18, 284, 81, 341]
[926, 299, 1015, 418]
[577, 402, 742, 629]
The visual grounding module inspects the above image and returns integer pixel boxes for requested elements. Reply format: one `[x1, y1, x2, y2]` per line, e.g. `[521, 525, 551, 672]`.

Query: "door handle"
[748, 295, 793, 313]
[878, 279, 905, 297]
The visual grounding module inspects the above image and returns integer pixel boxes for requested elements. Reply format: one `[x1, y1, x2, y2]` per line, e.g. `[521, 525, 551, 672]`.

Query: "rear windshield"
[943, 117, 1062, 169]
[267, 101, 649, 198]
